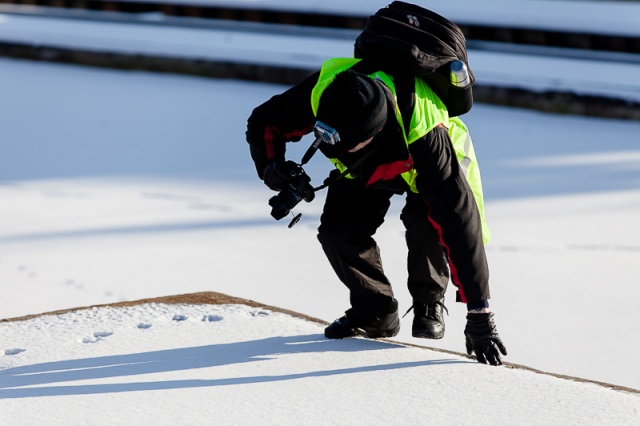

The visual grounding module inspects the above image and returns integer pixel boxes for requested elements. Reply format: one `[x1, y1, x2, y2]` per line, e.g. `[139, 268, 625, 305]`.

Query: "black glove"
[262, 160, 302, 192]
[464, 312, 507, 366]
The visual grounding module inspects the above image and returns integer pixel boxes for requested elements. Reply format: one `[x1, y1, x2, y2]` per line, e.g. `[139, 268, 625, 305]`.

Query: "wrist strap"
[468, 307, 491, 314]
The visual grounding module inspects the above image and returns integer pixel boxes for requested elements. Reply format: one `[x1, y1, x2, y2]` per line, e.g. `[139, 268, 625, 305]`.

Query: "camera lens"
[267, 163, 315, 222]
[269, 188, 302, 220]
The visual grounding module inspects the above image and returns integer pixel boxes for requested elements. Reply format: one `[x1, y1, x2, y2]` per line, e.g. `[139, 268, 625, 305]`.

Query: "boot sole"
[412, 330, 444, 339]
[365, 321, 400, 339]
[326, 325, 399, 340]
[324, 327, 366, 339]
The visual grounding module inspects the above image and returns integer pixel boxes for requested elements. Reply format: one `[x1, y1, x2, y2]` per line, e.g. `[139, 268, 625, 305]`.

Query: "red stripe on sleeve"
[426, 215, 468, 303]
[264, 127, 275, 161]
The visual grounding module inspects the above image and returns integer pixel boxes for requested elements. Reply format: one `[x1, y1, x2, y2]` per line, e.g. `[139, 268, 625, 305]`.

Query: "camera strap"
[283, 139, 379, 229]
[312, 143, 380, 192]
[299, 135, 380, 192]
[300, 137, 323, 166]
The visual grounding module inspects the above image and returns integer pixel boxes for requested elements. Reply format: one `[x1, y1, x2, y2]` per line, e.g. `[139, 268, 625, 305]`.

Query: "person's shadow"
[0, 334, 467, 398]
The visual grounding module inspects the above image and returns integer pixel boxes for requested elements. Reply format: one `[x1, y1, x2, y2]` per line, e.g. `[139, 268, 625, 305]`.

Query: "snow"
[0, 56, 639, 424]
[117, 0, 640, 36]
[1, 1, 640, 423]
[2, 304, 637, 425]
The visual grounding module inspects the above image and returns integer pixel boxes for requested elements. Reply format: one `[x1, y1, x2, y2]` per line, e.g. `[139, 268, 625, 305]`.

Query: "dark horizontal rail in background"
[2, 0, 640, 55]
[3, 40, 639, 121]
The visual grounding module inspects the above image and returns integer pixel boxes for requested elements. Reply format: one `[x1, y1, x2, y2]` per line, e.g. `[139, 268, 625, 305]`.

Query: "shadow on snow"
[0, 334, 468, 398]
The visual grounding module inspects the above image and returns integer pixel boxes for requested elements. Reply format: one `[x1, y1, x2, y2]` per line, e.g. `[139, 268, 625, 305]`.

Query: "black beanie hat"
[316, 70, 388, 150]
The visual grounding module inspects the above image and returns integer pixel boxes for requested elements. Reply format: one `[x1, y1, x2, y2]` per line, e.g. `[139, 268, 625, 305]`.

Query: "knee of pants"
[318, 225, 380, 250]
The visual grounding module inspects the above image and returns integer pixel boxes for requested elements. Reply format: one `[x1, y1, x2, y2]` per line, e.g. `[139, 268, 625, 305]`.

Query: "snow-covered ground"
[2, 302, 638, 425]
[0, 53, 639, 394]
[3, 302, 638, 425]
[1, 1, 639, 422]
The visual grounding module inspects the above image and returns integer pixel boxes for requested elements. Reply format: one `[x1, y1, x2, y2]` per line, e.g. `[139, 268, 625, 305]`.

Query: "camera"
[268, 164, 315, 220]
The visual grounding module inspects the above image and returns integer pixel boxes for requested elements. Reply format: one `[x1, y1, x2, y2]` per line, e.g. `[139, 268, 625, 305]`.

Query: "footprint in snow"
[63, 279, 84, 290]
[137, 323, 152, 329]
[17, 265, 36, 278]
[202, 314, 224, 322]
[82, 331, 113, 344]
[172, 314, 188, 322]
[4, 348, 26, 356]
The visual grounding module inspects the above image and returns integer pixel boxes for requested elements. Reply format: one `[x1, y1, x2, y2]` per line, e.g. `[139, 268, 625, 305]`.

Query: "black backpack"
[354, 1, 474, 117]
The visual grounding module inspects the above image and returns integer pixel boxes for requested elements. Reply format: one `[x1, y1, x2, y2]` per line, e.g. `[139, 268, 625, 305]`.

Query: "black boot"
[411, 299, 447, 339]
[325, 299, 400, 339]
[324, 314, 366, 339]
[361, 298, 400, 338]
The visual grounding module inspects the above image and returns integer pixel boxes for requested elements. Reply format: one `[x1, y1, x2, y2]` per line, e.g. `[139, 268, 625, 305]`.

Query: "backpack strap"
[391, 73, 416, 138]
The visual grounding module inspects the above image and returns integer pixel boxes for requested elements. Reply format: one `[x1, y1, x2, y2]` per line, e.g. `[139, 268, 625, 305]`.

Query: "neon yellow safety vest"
[311, 58, 490, 243]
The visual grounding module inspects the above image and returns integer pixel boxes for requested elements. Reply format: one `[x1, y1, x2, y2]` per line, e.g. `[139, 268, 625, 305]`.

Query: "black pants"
[317, 177, 449, 323]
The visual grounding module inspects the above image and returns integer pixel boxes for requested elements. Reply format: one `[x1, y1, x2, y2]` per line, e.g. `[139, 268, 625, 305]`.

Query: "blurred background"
[0, 0, 639, 119]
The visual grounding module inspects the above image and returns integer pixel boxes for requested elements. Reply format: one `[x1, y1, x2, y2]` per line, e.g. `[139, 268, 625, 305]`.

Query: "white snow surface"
[2, 304, 638, 425]
[1, 0, 640, 422]
[0, 55, 639, 424]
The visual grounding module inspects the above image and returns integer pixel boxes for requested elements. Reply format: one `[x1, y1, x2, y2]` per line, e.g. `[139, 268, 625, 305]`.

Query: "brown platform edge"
[2, 290, 638, 395]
